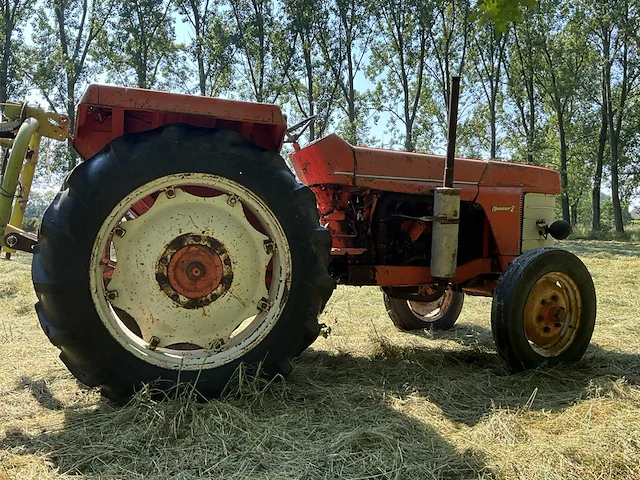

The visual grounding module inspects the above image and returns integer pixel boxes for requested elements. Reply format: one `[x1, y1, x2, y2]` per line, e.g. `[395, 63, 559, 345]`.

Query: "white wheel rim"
[408, 289, 454, 322]
[89, 173, 292, 371]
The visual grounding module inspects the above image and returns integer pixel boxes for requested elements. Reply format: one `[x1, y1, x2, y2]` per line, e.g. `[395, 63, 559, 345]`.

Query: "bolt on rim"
[523, 271, 582, 357]
[89, 173, 292, 370]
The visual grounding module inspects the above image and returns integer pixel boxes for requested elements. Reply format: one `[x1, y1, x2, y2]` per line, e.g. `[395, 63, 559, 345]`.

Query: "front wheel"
[32, 125, 334, 402]
[491, 248, 596, 371]
[383, 287, 464, 331]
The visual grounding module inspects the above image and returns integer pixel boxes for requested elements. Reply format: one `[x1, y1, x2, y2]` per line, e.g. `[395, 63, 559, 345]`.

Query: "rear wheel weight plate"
[89, 173, 292, 371]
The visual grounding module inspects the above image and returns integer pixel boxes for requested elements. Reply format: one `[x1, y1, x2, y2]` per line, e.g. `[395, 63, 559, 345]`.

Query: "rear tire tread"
[33, 125, 334, 402]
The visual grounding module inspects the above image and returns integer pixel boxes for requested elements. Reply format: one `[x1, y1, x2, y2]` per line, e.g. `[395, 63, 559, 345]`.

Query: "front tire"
[491, 248, 596, 371]
[32, 125, 334, 401]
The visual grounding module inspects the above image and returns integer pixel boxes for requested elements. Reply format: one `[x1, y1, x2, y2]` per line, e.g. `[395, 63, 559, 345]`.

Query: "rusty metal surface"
[346, 258, 494, 288]
[89, 173, 293, 371]
[382, 284, 446, 302]
[156, 233, 232, 308]
[409, 288, 455, 320]
[78, 84, 286, 125]
[289, 134, 356, 187]
[330, 247, 368, 256]
[2, 103, 70, 141]
[3, 224, 37, 253]
[106, 187, 272, 349]
[290, 132, 561, 273]
[290, 134, 484, 200]
[73, 84, 287, 159]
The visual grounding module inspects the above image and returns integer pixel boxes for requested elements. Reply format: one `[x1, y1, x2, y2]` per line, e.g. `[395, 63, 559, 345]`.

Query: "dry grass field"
[1, 240, 639, 479]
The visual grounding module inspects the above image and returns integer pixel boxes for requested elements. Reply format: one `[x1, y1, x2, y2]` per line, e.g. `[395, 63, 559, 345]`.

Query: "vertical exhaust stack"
[431, 77, 462, 279]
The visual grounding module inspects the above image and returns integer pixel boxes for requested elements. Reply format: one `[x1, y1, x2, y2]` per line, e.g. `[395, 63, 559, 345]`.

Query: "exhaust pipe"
[431, 77, 461, 279]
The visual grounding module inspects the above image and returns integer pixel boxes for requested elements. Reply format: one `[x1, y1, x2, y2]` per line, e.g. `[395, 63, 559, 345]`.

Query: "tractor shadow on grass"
[3, 327, 639, 478]
[300, 323, 640, 428]
[2, 365, 492, 479]
[563, 240, 640, 258]
[16, 377, 65, 411]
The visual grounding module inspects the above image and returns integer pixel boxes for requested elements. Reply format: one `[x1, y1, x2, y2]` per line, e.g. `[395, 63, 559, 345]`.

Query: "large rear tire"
[491, 248, 596, 371]
[32, 125, 334, 402]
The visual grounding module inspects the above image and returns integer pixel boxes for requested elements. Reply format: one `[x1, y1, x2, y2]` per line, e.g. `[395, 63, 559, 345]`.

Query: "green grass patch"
[570, 223, 640, 242]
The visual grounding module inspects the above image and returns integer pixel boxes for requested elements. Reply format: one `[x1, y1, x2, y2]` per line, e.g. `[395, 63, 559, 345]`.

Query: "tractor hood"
[289, 134, 561, 201]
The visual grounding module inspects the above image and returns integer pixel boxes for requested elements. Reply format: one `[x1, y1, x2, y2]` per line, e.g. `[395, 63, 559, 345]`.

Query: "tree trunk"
[193, 9, 206, 96]
[345, 37, 357, 144]
[571, 202, 578, 226]
[66, 79, 78, 171]
[303, 42, 315, 141]
[197, 48, 206, 96]
[601, 23, 624, 233]
[405, 120, 414, 152]
[609, 137, 624, 232]
[137, 48, 148, 89]
[557, 109, 570, 222]
[591, 99, 607, 232]
[526, 72, 535, 164]
[489, 100, 496, 159]
[604, 74, 624, 232]
[0, 13, 12, 104]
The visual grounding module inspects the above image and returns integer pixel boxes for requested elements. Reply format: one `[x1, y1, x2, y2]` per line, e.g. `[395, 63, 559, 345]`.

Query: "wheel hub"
[169, 247, 221, 296]
[157, 233, 232, 307]
[186, 262, 204, 280]
[523, 272, 581, 356]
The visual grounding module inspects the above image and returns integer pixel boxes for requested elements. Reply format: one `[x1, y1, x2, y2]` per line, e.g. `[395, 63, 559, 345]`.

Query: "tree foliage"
[472, 0, 537, 31]
[0, 0, 35, 103]
[368, 0, 434, 152]
[97, 0, 180, 90]
[29, 0, 115, 170]
[5, 0, 639, 231]
[177, 0, 233, 96]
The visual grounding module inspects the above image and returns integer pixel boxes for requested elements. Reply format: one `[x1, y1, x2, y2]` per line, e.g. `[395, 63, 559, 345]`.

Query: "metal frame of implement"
[0, 103, 71, 257]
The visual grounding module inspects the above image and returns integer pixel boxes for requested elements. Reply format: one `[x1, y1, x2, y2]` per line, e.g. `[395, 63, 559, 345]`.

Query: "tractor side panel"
[521, 193, 556, 251]
[73, 84, 287, 160]
[290, 133, 562, 260]
[480, 161, 562, 192]
[474, 187, 524, 256]
[474, 163, 561, 256]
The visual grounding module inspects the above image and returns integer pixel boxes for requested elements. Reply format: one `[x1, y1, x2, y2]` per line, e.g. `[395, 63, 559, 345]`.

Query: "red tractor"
[0, 80, 596, 402]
